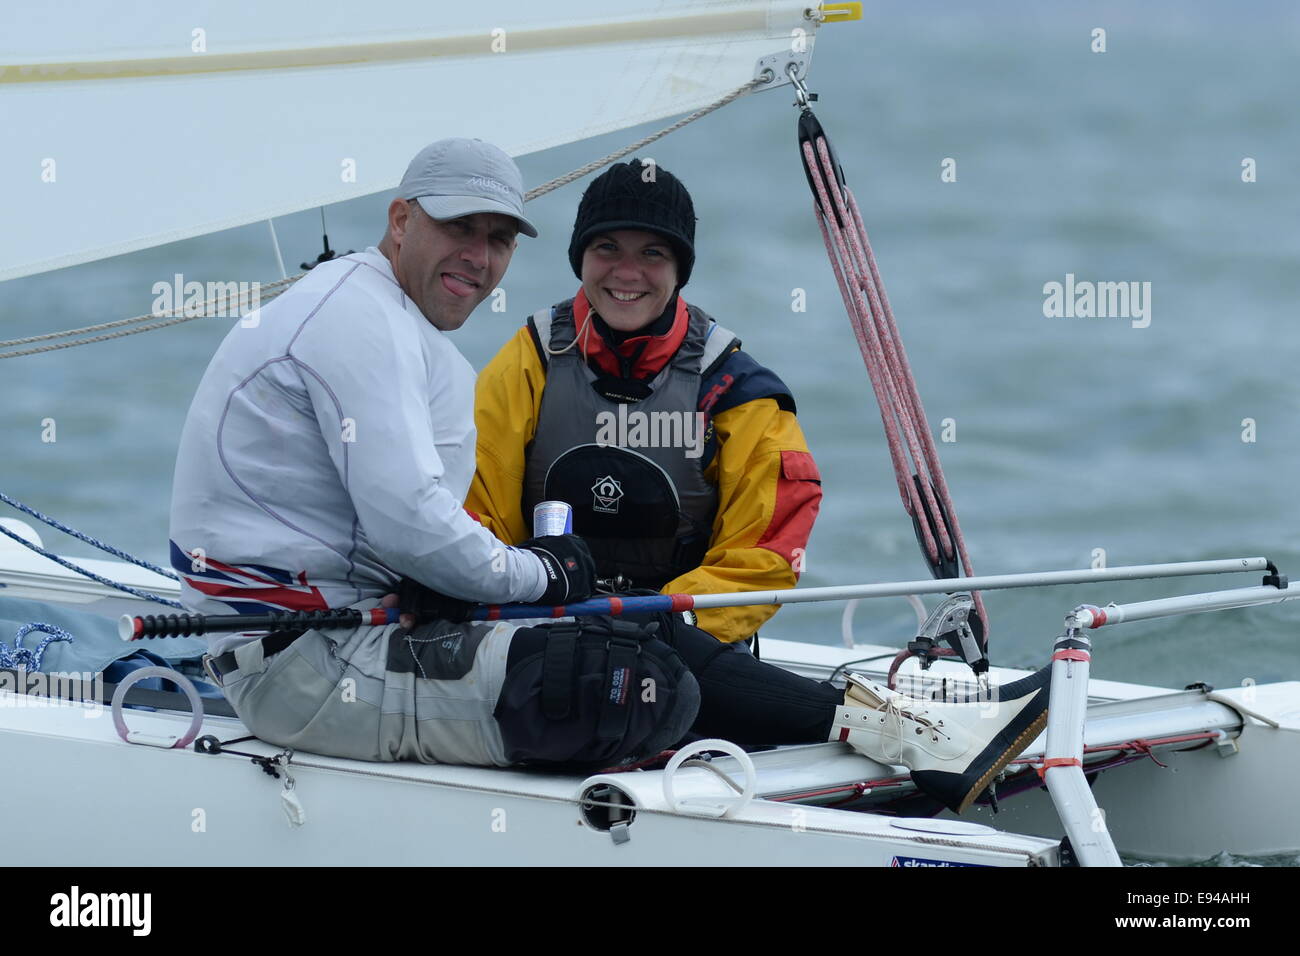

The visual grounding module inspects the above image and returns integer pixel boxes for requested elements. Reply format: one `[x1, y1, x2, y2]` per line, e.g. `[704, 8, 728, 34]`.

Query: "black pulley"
[797, 108, 847, 228]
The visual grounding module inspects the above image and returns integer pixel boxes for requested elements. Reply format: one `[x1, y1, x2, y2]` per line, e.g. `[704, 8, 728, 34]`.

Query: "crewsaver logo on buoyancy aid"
[592, 475, 624, 514]
[594, 404, 706, 460]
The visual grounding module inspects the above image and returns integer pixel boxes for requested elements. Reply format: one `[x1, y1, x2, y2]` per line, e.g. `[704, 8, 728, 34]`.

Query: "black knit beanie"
[568, 159, 697, 287]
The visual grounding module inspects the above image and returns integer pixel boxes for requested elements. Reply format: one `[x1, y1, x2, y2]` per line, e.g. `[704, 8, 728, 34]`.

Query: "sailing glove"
[521, 534, 597, 605]
[397, 576, 475, 624]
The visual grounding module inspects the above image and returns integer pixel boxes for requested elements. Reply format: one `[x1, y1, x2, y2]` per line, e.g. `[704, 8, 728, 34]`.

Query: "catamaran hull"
[1, 701, 1057, 867]
[1, 544, 1297, 865]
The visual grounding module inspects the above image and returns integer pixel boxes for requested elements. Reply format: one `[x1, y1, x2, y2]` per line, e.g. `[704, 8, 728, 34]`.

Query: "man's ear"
[388, 198, 412, 243]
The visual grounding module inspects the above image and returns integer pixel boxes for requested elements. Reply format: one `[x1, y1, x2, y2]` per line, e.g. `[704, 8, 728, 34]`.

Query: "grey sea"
[2, 1, 1297, 864]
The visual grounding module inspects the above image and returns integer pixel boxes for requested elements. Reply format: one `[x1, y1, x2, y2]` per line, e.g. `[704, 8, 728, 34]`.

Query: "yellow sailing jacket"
[467, 306, 821, 643]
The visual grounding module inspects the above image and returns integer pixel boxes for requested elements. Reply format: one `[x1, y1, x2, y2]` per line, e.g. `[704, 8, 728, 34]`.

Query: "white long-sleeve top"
[169, 247, 546, 653]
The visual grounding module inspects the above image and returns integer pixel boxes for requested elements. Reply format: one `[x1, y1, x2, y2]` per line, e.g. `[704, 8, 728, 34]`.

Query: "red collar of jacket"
[572, 288, 689, 381]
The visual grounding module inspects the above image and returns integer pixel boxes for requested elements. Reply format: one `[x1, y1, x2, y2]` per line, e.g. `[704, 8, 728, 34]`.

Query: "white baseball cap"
[398, 138, 539, 238]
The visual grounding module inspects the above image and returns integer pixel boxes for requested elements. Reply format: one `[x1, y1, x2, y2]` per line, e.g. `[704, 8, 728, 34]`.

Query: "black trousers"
[658, 617, 842, 745]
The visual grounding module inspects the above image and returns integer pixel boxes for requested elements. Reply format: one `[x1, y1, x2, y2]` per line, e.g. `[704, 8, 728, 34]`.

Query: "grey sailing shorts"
[218, 599, 524, 765]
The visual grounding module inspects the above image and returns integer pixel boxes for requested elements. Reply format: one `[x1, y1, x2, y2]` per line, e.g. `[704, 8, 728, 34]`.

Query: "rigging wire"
[266, 219, 288, 280]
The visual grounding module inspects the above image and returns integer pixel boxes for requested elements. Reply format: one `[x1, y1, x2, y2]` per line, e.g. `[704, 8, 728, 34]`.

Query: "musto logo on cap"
[592, 476, 624, 514]
[467, 175, 510, 194]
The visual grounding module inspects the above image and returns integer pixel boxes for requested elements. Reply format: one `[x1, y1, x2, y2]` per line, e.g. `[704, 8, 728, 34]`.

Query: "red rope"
[803, 135, 988, 643]
[884, 646, 959, 690]
[768, 731, 1223, 805]
[1036, 757, 1083, 780]
[804, 150, 924, 542]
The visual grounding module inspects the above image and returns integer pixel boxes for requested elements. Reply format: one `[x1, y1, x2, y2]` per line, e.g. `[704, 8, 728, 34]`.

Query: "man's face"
[388, 200, 518, 331]
[580, 230, 678, 332]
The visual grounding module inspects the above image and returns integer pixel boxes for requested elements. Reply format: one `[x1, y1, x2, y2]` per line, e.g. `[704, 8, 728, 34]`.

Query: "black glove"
[397, 576, 474, 625]
[520, 534, 597, 605]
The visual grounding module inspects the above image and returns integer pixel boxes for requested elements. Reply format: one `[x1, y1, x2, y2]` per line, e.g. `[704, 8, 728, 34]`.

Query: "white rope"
[524, 78, 762, 201]
[0, 282, 297, 359]
[540, 309, 594, 361]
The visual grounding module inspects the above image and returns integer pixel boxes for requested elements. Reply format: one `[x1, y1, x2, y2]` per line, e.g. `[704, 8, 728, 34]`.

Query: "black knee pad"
[494, 616, 701, 772]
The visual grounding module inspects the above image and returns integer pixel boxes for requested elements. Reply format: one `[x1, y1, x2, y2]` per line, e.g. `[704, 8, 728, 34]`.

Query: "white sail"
[0, 0, 820, 282]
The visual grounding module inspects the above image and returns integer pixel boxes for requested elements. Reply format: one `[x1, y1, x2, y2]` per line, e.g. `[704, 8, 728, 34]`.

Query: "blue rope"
[0, 493, 184, 609]
[0, 490, 179, 580]
[0, 623, 74, 671]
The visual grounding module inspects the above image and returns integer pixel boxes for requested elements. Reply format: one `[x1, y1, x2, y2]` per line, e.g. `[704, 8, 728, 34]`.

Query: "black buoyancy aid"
[523, 299, 740, 590]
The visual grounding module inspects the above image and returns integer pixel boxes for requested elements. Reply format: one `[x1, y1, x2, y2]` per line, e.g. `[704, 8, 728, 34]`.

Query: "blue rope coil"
[0, 623, 74, 671]
[0, 490, 183, 608]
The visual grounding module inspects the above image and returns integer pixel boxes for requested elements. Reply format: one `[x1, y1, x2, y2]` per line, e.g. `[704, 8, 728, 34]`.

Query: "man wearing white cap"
[168, 138, 703, 768]
[378, 138, 537, 332]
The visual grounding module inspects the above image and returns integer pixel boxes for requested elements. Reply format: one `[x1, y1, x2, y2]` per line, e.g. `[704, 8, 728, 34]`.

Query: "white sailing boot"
[831, 665, 1051, 814]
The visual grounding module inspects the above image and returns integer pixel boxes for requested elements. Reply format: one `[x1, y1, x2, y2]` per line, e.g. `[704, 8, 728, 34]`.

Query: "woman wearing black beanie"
[462, 161, 1050, 811]
[467, 158, 822, 646]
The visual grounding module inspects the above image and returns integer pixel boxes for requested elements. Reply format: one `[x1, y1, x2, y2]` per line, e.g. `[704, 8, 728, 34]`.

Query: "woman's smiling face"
[580, 230, 678, 332]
